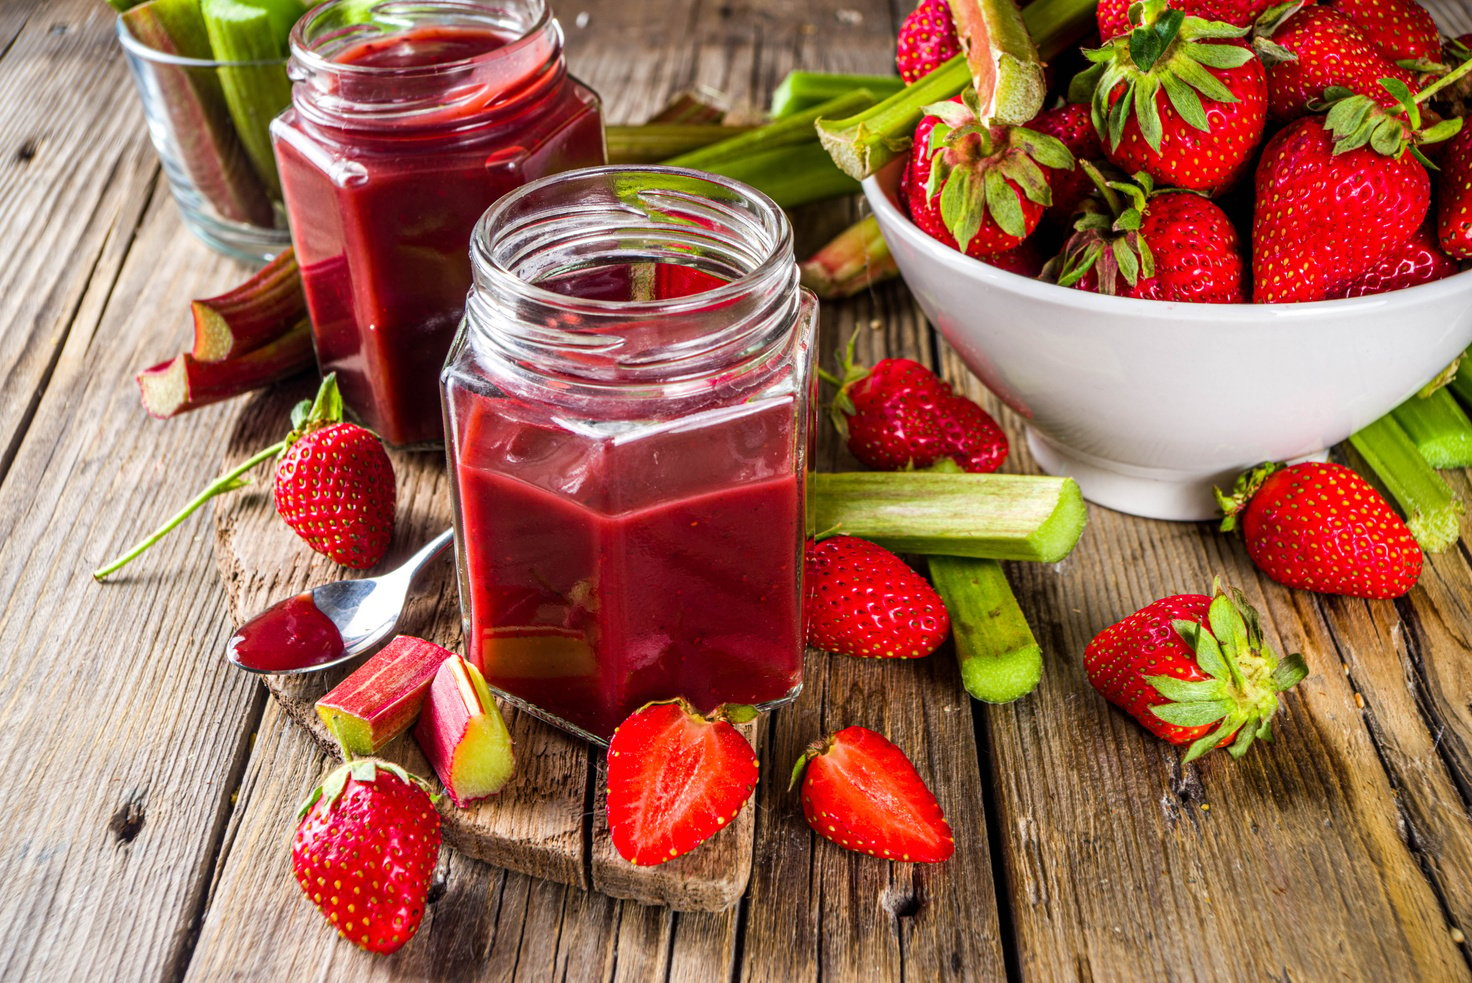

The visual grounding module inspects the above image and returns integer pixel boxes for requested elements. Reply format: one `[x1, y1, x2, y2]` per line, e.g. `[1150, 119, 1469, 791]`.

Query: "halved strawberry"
[791, 726, 954, 863]
[605, 699, 759, 866]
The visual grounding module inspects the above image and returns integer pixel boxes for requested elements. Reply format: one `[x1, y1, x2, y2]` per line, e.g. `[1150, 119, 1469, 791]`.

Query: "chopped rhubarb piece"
[413, 655, 516, 808]
[137, 317, 312, 418]
[191, 247, 307, 362]
[316, 635, 452, 756]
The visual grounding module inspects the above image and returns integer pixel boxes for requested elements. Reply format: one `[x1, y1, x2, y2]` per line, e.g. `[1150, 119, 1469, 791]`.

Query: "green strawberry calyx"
[1316, 55, 1472, 166]
[1151, 585, 1308, 763]
[919, 86, 1073, 250]
[819, 332, 873, 440]
[1215, 460, 1283, 532]
[280, 373, 347, 459]
[1073, 0, 1257, 154]
[295, 758, 436, 820]
[788, 732, 836, 790]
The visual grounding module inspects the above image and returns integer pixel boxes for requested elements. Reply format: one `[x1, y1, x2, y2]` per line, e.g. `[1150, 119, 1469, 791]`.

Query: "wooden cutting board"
[212, 379, 758, 911]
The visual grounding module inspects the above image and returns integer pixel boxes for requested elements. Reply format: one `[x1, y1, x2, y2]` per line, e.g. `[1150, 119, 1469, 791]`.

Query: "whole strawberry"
[1085, 584, 1308, 761]
[1096, 0, 1275, 40]
[1333, 223, 1461, 297]
[896, 0, 960, 84]
[1027, 102, 1105, 225]
[1251, 85, 1454, 303]
[1218, 461, 1423, 597]
[1055, 167, 1245, 302]
[292, 759, 441, 954]
[92, 374, 397, 581]
[606, 699, 759, 865]
[1076, 0, 1267, 195]
[791, 725, 954, 862]
[825, 349, 1008, 473]
[1438, 125, 1472, 259]
[1328, 0, 1440, 64]
[804, 536, 950, 659]
[1256, 4, 1417, 122]
[902, 89, 1074, 258]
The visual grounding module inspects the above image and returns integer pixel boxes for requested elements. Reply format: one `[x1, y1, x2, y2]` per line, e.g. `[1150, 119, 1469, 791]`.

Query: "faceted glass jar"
[272, 0, 605, 448]
[442, 166, 817, 743]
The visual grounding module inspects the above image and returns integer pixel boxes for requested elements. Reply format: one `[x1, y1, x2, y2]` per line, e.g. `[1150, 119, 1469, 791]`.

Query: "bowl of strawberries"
[856, 0, 1472, 520]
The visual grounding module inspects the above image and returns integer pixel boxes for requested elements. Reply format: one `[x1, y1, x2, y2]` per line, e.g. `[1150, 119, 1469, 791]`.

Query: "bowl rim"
[862, 161, 1472, 320]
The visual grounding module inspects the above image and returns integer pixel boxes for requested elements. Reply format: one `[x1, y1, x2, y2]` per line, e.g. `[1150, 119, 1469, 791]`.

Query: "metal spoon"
[228, 527, 456, 675]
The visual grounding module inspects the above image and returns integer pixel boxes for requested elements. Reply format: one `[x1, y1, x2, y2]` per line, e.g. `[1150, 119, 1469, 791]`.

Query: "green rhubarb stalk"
[202, 0, 304, 198]
[1449, 350, 1472, 410]
[664, 91, 878, 170]
[700, 142, 860, 209]
[1391, 388, 1472, 469]
[1348, 415, 1464, 553]
[808, 471, 1087, 563]
[929, 556, 1042, 703]
[770, 72, 905, 118]
[122, 0, 274, 225]
[816, 0, 1096, 179]
[799, 214, 899, 299]
[647, 90, 729, 125]
[948, 0, 1047, 124]
[606, 124, 756, 164]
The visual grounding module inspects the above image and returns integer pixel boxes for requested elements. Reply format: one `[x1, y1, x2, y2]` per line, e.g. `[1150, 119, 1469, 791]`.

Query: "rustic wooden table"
[5, 0, 1472, 978]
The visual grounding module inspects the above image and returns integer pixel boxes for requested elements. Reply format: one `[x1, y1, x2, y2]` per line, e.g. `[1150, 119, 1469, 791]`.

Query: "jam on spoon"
[228, 592, 345, 673]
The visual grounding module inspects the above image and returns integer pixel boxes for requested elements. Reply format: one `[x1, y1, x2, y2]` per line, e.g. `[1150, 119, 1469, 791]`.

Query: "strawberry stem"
[1415, 52, 1472, 105]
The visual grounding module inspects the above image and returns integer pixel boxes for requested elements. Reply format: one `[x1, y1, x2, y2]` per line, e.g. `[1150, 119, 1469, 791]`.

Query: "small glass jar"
[271, 0, 605, 448]
[442, 166, 817, 743]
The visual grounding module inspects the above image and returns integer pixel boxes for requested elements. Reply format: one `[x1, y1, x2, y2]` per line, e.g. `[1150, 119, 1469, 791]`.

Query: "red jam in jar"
[272, 0, 605, 448]
[441, 167, 817, 742]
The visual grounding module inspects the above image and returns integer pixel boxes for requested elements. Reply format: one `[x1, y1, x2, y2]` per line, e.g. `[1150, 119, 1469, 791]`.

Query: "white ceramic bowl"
[863, 161, 1472, 521]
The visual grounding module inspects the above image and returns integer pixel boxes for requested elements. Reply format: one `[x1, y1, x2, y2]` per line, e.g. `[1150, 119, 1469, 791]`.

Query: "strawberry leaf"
[941, 166, 985, 249]
[1160, 72, 1209, 132]
[1174, 618, 1229, 681]
[984, 169, 1026, 239]
[1147, 674, 1228, 702]
[1113, 237, 1141, 284]
[1182, 43, 1254, 70]
[1206, 593, 1250, 682]
[1272, 652, 1309, 691]
[1153, 700, 1231, 727]
[1227, 718, 1259, 757]
[1182, 714, 1241, 763]
[1133, 76, 1164, 150]
[1170, 56, 1237, 104]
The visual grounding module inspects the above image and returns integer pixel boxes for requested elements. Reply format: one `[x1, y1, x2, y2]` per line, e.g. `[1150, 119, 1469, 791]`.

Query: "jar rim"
[289, 0, 552, 79]
[470, 165, 795, 316]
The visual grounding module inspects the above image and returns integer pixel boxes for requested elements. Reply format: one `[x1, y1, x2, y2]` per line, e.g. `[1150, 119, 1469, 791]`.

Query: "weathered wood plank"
[939, 343, 1470, 981]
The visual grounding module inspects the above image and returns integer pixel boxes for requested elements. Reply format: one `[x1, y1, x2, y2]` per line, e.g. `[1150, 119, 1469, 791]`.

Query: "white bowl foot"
[1025, 429, 1329, 522]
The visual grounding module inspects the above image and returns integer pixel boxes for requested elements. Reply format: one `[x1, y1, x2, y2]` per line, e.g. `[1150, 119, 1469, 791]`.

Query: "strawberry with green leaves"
[791, 725, 954, 863]
[1252, 80, 1464, 303]
[1085, 584, 1308, 762]
[1054, 165, 1246, 302]
[93, 374, 397, 579]
[804, 535, 950, 659]
[896, 0, 961, 84]
[824, 343, 1008, 474]
[1255, 3, 1418, 122]
[292, 759, 441, 954]
[1096, 0, 1276, 41]
[605, 699, 759, 865]
[901, 88, 1075, 258]
[1074, 0, 1268, 195]
[1437, 125, 1472, 258]
[1218, 461, 1423, 598]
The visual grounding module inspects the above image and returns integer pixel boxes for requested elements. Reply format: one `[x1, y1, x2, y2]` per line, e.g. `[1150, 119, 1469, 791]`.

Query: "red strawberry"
[605, 699, 759, 865]
[1252, 98, 1437, 303]
[1084, 585, 1308, 761]
[1328, 0, 1440, 64]
[804, 536, 950, 659]
[1256, 5, 1417, 122]
[292, 759, 441, 954]
[1438, 124, 1472, 258]
[791, 726, 954, 862]
[902, 90, 1074, 258]
[1218, 461, 1423, 597]
[896, 0, 961, 84]
[1078, 0, 1267, 195]
[1333, 223, 1461, 296]
[826, 350, 1008, 473]
[90, 373, 397, 581]
[1096, 0, 1275, 40]
[1027, 102, 1105, 225]
[1056, 167, 1246, 302]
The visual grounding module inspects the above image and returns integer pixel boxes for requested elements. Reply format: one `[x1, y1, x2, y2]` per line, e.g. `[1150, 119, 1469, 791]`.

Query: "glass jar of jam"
[442, 166, 816, 743]
[272, 0, 605, 448]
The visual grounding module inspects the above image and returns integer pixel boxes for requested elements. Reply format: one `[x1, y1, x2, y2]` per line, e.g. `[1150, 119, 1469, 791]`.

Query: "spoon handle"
[402, 527, 455, 585]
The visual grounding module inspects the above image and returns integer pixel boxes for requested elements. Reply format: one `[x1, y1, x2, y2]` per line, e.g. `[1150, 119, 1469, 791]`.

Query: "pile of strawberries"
[896, 0, 1472, 302]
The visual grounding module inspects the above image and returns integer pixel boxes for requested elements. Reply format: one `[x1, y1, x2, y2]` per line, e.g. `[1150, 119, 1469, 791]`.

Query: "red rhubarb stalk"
[316, 636, 453, 755]
[137, 317, 313, 418]
[191, 247, 307, 361]
[800, 215, 900, 299]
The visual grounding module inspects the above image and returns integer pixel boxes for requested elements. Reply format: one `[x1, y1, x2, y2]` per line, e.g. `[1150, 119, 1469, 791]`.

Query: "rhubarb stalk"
[191, 247, 308, 361]
[770, 72, 906, 118]
[928, 556, 1042, 703]
[664, 91, 879, 170]
[702, 142, 859, 209]
[138, 317, 313, 418]
[800, 214, 899, 299]
[201, 0, 302, 196]
[606, 124, 756, 164]
[1348, 415, 1464, 553]
[317, 636, 452, 755]
[1390, 389, 1472, 470]
[816, 0, 1096, 179]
